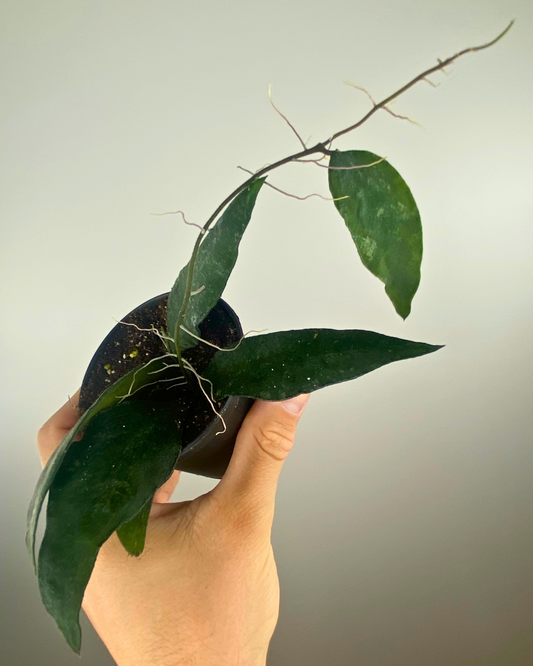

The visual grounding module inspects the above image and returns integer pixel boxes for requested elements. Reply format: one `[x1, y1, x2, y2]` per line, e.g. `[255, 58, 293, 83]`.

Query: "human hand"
[37, 391, 309, 666]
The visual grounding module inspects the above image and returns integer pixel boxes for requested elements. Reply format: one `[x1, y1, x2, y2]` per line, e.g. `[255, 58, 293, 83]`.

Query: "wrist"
[113, 637, 269, 666]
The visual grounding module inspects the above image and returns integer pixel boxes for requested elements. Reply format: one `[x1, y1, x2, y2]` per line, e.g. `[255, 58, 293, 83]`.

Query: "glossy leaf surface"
[204, 329, 442, 400]
[167, 178, 265, 350]
[26, 353, 175, 569]
[38, 401, 181, 653]
[328, 150, 422, 319]
[116, 495, 153, 556]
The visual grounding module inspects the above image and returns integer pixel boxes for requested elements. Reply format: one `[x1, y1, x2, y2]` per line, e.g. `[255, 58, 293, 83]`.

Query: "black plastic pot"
[79, 293, 253, 479]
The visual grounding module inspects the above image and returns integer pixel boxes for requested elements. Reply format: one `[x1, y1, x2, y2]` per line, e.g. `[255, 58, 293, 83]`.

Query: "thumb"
[213, 394, 309, 525]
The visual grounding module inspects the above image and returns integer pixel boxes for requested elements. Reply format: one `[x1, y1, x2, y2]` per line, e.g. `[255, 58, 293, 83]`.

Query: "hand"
[37, 391, 309, 666]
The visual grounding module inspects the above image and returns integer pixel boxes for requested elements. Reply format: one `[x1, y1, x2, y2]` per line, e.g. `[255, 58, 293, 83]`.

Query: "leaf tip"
[424, 343, 445, 355]
[395, 302, 411, 321]
[63, 621, 82, 655]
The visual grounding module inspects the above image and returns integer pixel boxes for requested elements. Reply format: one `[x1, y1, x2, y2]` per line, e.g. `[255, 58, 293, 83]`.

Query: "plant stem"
[173, 20, 513, 362]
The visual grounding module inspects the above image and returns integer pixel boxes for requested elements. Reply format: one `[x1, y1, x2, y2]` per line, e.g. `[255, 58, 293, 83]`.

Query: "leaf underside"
[328, 150, 423, 319]
[38, 400, 181, 653]
[26, 354, 174, 571]
[204, 328, 442, 400]
[167, 178, 265, 350]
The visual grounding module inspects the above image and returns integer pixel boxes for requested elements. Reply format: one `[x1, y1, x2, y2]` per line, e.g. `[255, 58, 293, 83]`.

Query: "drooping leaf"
[328, 150, 422, 319]
[167, 178, 265, 350]
[116, 495, 153, 556]
[204, 329, 442, 400]
[38, 400, 181, 653]
[27, 353, 175, 570]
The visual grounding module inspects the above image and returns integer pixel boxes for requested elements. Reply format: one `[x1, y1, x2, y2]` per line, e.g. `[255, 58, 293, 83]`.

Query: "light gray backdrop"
[1, 1, 532, 664]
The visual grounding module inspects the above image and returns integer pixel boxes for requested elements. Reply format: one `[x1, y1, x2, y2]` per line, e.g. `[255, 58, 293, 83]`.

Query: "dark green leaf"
[116, 495, 153, 556]
[204, 329, 442, 400]
[167, 178, 265, 350]
[27, 353, 175, 570]
[38, 401, 181, 653]
[328, 150, 422, 319]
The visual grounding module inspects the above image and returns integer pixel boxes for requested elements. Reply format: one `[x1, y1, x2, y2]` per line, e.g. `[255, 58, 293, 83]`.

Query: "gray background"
[1, 1, 532, 664]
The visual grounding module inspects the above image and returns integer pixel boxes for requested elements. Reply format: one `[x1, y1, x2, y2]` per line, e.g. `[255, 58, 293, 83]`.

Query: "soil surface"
[79, 294, 241, 448]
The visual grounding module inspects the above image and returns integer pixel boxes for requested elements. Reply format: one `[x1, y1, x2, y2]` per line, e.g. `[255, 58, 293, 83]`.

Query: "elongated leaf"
[204, 329, 442, 400]
[328, 150, 422, 319]
[26, 353, 175, 570]
[38, 401, 181, 653]
[116, 495, 153, 556]
[167, 178, 265, 350]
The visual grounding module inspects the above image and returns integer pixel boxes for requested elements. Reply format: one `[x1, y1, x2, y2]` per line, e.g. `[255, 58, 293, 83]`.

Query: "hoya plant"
[27, 24, 512, 654]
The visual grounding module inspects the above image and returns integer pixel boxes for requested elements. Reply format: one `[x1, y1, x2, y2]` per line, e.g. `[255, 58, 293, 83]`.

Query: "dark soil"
[78, 294, 242, 448]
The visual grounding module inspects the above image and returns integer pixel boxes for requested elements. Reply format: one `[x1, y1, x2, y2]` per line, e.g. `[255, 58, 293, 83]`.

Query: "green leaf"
[328, 150, 422, 319]
[204, 329, 442, 400]
[116, 495, 153, 556]
[167, 178, 265, 350]
[26, 353, 174, 571]
[38, 401, 181, 654]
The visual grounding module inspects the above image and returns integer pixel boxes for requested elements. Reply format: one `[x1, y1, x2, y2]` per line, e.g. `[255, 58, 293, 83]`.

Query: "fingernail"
[281, 394, 310, 415]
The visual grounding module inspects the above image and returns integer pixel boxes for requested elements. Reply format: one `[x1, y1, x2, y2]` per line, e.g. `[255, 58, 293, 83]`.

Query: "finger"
[213, 394, 309, 529]
[153, 470, 181, 504]
[36, 389, 81, 466]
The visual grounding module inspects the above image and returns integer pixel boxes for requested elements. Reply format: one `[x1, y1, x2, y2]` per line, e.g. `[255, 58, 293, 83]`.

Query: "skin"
[37, 390, 309, 666]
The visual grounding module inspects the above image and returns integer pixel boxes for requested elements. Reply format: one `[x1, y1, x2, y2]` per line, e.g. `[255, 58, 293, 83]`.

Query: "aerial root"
[179, 324, 267, 352]
[311, 155, 388, 171]
[296, 154, 329, 165]
[117, 353, 178, 402]
[269, 84, 307, 150]
[151, 209, 206, 234]
[116, 377, 185, 401]
[67, 395, 79, 411]
[344, 80, 422, 127]
[329, 21, 514, 144]
[182, 359, 227, 435]
[343, 80, 377, 105]
[114, 319, 175, 346]
[147, 362, 181, 376]
[382, 105, 423, 127]
[237, 166, 345, 202]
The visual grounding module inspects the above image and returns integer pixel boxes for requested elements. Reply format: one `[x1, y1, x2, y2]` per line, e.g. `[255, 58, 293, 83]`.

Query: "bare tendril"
[173, 22, 513, 372]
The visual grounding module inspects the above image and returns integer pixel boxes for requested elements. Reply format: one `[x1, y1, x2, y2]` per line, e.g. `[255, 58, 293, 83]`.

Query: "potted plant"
[26, 23, 512, 654]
